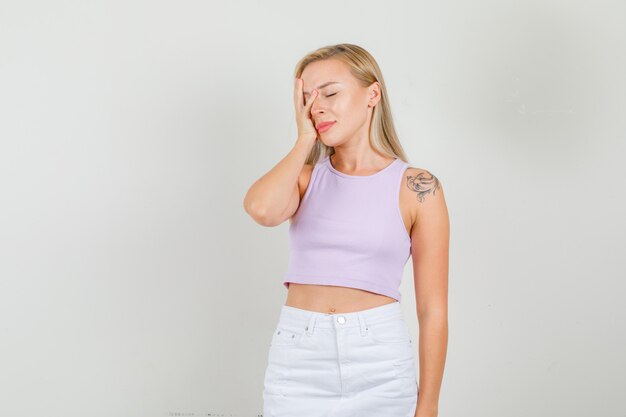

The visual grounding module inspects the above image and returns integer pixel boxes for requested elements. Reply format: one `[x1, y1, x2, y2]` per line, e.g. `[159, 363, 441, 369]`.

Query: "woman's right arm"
[243, 136, 316, 226]
[243, 77, 320, 227]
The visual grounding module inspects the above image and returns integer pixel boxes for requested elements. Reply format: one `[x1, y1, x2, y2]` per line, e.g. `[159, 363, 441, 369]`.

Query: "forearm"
[243, 137, 314, 224]
[416, 312, 448, 415]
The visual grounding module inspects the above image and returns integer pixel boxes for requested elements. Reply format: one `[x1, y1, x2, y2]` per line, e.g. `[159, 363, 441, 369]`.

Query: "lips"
[316, 121, 336, 130]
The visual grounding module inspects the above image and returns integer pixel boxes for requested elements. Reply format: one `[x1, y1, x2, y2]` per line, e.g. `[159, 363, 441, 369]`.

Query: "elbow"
[253, 208, 277, 227]
[243, 200, 279, 227]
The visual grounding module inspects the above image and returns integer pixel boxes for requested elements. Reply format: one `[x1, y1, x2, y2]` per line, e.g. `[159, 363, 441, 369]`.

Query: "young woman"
[243, 43, 449, 417]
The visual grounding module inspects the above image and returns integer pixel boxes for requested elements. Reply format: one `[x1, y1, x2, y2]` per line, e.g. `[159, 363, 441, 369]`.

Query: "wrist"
[297, 134, 316, 144]
[295, 135, 317, 151]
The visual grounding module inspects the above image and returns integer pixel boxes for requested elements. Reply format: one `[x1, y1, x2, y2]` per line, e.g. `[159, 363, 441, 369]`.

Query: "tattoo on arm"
[406, 171, 441, 203]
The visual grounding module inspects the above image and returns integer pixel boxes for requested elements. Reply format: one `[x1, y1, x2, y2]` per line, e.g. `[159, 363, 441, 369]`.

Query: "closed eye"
[326, 92, 337, 97]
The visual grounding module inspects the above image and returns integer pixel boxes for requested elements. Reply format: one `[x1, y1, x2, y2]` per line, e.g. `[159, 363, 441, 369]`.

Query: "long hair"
[294, 43, 409, 165]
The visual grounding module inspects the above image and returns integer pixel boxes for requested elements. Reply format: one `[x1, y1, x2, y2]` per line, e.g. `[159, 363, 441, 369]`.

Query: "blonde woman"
[244, 43, 449, 417]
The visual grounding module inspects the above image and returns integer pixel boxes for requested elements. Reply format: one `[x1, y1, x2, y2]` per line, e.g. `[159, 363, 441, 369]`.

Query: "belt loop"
[357, 312, 368, 337]
[305, 313, 317, 336]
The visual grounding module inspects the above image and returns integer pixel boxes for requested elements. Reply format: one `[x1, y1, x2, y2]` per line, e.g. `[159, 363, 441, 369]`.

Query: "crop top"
[282, 154, 412, 302]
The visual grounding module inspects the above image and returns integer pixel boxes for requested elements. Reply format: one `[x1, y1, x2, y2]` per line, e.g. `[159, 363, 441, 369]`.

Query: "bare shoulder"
[401, 166, 446, 232]
[403, 166, 443, 204]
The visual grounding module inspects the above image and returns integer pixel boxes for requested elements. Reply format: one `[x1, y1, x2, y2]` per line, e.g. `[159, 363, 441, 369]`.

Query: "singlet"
[283, 154, 412, 302]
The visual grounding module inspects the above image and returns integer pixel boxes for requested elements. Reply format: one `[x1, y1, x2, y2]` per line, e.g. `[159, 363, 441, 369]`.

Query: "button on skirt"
[263, 301, 418, 417]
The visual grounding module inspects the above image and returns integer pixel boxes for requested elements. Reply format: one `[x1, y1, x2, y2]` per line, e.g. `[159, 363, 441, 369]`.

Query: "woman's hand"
[293, 77, 319, 142]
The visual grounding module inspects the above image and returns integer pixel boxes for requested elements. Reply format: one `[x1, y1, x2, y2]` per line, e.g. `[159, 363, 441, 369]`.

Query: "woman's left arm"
[407, 169, 450, 417]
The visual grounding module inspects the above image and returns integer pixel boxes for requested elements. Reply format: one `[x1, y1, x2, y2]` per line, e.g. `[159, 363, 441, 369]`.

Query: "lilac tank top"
[283, 154, 412, 302]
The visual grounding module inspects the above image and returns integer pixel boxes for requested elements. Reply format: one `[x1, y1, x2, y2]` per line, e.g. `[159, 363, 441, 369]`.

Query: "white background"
[0, 1, 624, 416]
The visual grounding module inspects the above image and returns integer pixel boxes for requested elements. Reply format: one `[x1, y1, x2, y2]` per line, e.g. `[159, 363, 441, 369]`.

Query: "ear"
[368, 82, 382, 107]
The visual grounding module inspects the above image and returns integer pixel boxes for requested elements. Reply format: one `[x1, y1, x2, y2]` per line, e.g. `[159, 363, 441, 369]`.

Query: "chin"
[320, 136, 345, 148]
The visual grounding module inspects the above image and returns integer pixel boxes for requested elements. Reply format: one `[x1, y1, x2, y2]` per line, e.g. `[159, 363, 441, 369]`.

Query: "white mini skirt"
[263, 301, 418, 417]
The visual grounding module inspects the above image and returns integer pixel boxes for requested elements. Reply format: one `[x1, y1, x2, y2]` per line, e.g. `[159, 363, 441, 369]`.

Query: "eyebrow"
[303, 81, 340, 96]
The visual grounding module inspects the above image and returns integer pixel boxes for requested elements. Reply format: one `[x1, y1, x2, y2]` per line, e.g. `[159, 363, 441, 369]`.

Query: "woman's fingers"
[294, 78, 308, 109]
[294, 78, 318, 110]
[305, 89, 318, 110]
[293, 77, 302, 109]
[293, 77, 319, 140]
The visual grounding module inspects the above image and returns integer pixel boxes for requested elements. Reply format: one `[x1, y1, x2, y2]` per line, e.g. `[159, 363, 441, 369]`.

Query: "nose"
[311, 97, 325, 114]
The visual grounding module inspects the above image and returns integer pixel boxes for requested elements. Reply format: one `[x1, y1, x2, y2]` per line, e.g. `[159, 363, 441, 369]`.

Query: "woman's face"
[301, 59, 380, 147]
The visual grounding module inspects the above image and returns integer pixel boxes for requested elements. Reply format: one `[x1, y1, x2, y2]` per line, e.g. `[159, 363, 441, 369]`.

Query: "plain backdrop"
[0, 1, 624, 416]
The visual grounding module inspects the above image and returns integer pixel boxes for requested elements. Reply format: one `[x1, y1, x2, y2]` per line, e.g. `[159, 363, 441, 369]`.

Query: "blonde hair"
[294, 43, 410, 165]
